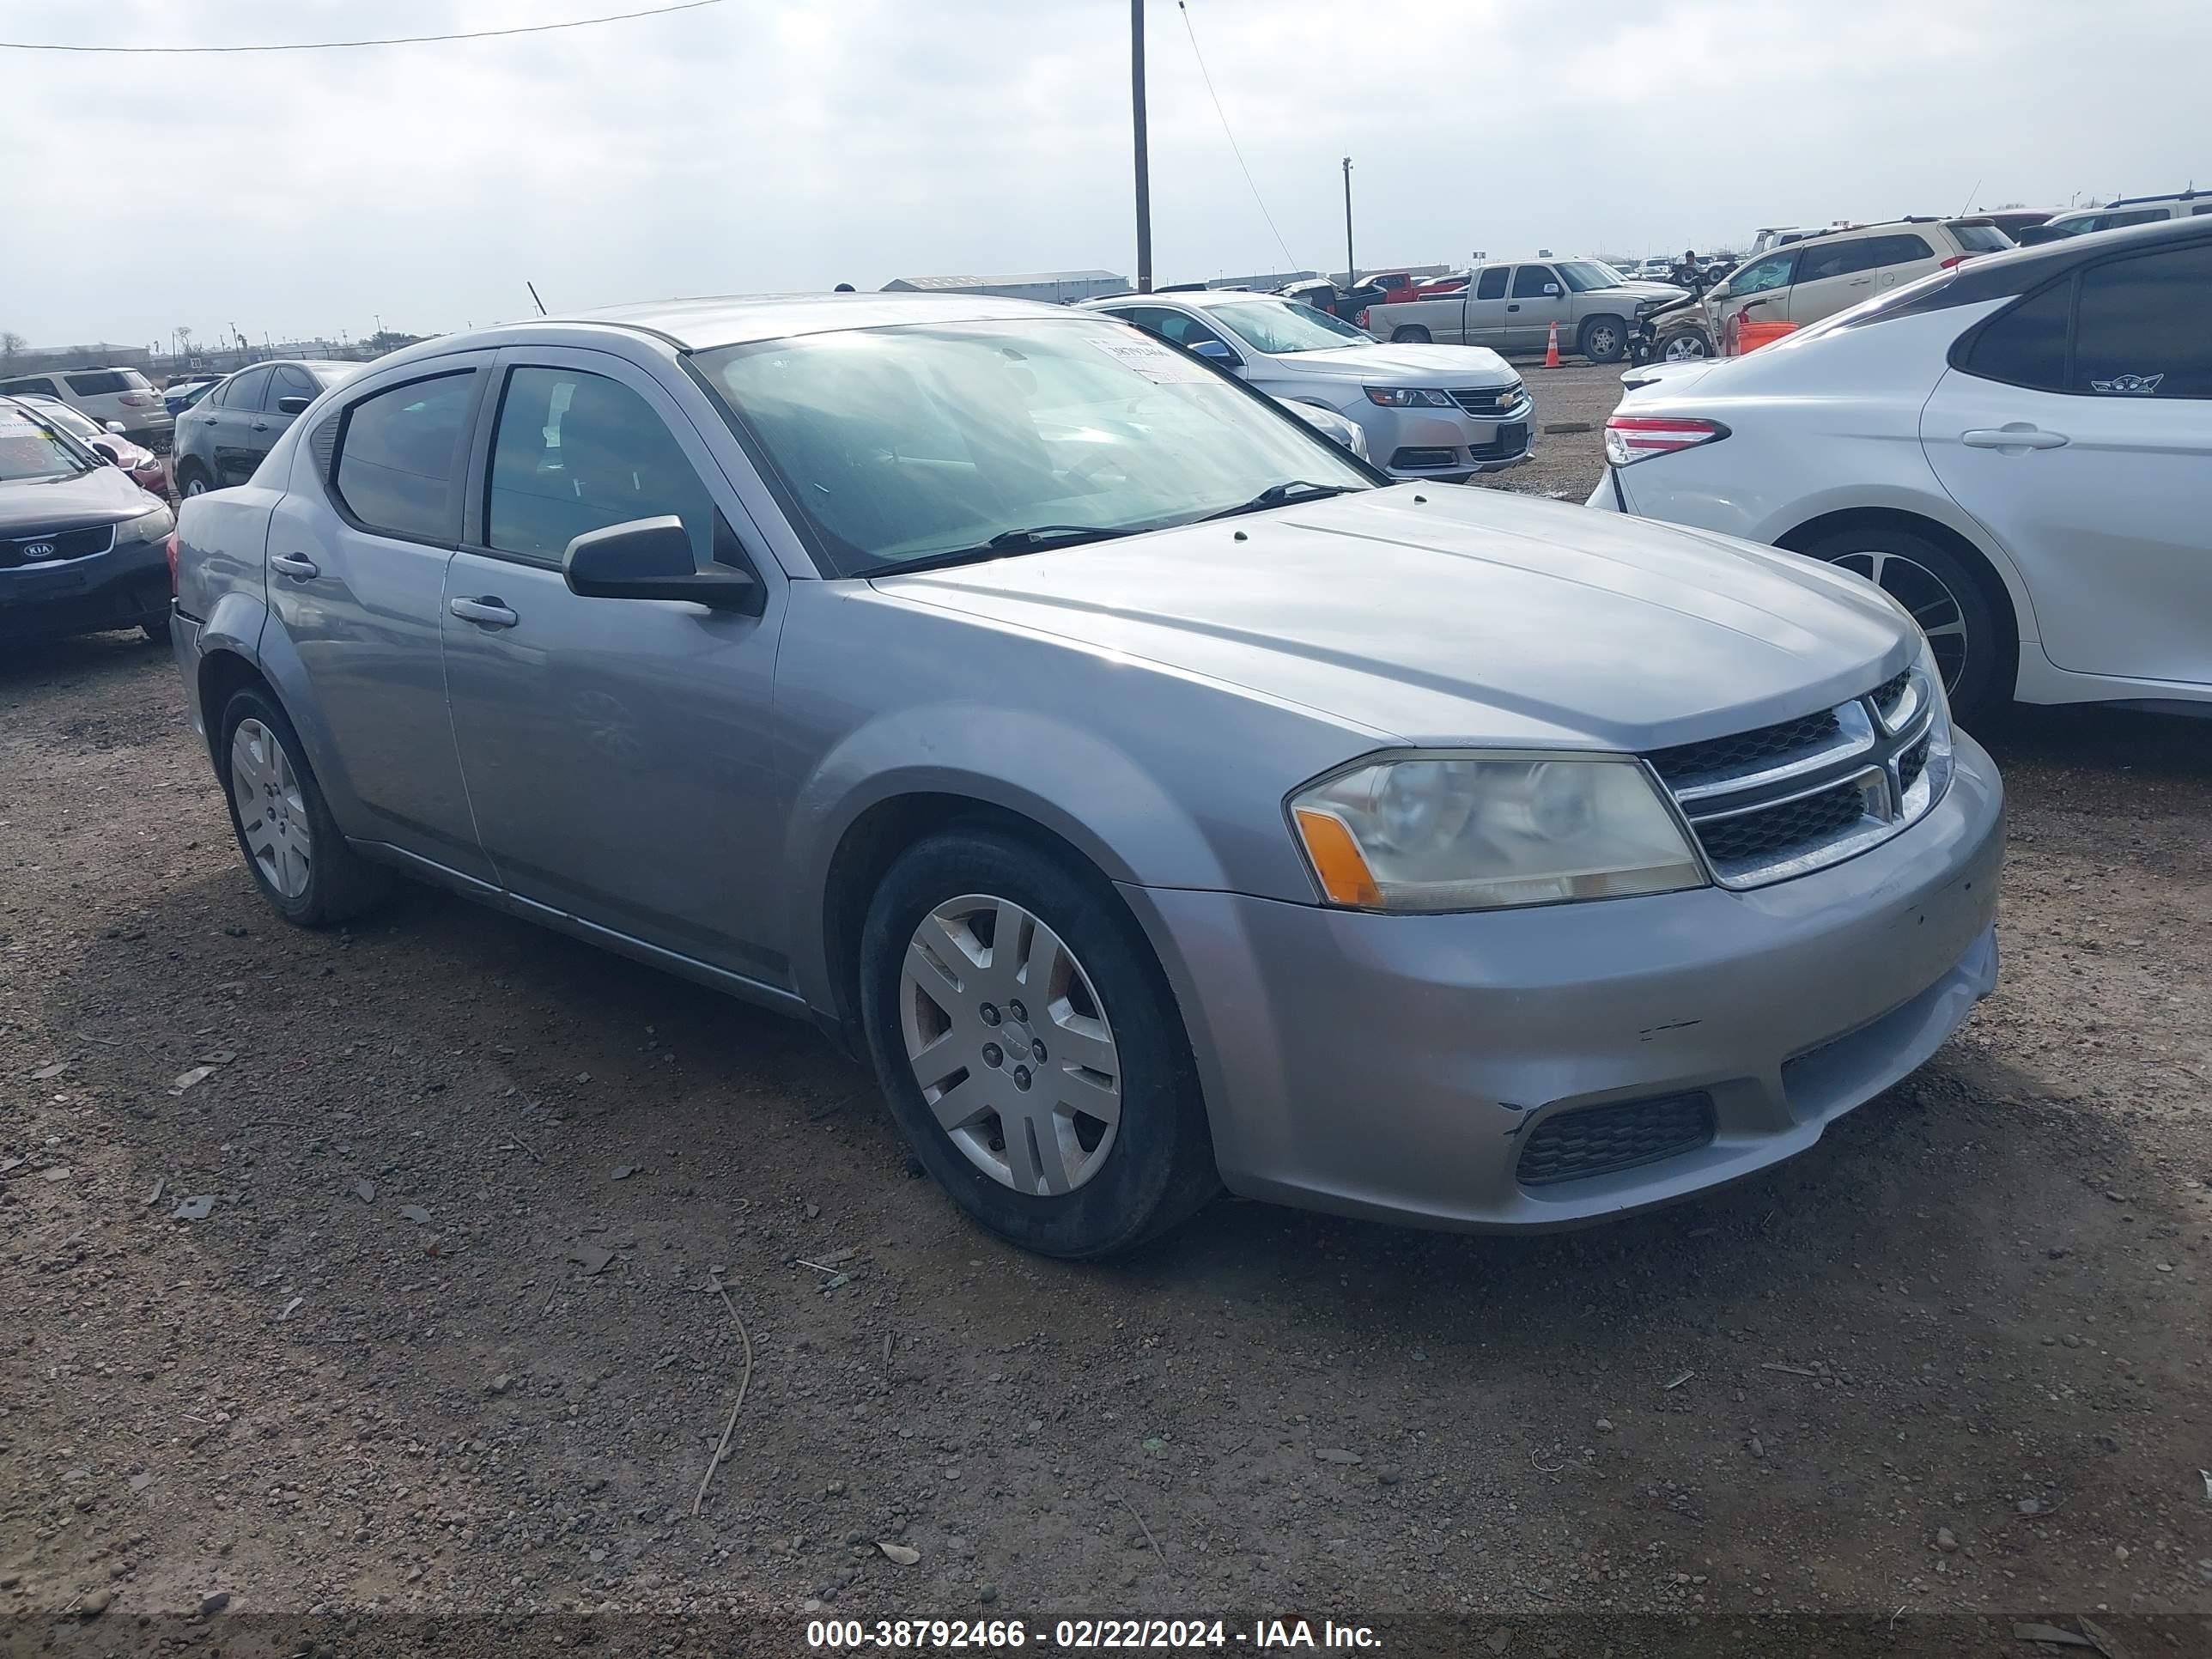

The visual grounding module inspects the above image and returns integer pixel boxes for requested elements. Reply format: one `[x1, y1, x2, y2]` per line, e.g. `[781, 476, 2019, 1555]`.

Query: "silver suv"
[170, 293, 2002, 1258]
[0, 366, 173, 448]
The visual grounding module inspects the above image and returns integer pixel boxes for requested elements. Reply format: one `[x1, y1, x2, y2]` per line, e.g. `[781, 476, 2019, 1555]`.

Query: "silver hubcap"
[1589, 326, 1618, 355]
[898, 894, 1122, 1197]
[183, 476, 208, 497]
[230, 718, 313, 899]
[1831, 551, 1969, 690]
[1662, 334, 1708, 360]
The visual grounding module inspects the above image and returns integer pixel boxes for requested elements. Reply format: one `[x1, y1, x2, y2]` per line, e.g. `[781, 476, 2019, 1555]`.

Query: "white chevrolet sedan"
[1591, 217, 2210, 725]
[1081, 290, 1529, 482]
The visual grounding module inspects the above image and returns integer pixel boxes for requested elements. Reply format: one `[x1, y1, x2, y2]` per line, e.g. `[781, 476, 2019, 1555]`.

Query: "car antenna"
[526, 281, 549, 317]
[1957, 177, 1981, 216]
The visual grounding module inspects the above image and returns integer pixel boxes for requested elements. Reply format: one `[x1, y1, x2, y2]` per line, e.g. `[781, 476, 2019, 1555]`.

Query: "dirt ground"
[3, 400, 2209, 1656]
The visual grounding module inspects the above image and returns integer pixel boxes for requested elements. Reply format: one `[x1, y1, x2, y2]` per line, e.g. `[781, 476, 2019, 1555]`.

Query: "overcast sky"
[4, 0, 2203, 349]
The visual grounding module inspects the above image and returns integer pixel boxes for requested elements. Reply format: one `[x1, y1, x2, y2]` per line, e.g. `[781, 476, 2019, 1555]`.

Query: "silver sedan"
[169, 291, 2001, 1258]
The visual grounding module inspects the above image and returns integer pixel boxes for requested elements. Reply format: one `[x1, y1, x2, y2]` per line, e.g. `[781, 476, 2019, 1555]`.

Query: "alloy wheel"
[230, 717, 313, 899]
[1660, 333, 1709, 361]
[898, 893, 1122, 1197]
[1587, 323, 1620, 357]
[1829, 550, 1969, 690]
[182, 475, 210, 498]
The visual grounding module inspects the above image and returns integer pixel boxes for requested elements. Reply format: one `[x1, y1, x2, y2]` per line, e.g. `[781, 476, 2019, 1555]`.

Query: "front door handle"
[270, 553, 319, 579]
[450, 596, 520, 629]
[1962, 425, 2068, 451]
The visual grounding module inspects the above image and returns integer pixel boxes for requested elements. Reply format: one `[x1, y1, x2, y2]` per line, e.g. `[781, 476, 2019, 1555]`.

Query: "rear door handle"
[450, 596, 520, 629]
[249, 422, 270, 432]
[1505, 302, 1521, 311]
[1962, 426, 2068, 450]
[270, 553, 319, 579]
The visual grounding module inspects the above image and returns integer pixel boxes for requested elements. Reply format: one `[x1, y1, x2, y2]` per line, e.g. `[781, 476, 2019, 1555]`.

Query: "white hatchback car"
[1590, 218, 2210, 724]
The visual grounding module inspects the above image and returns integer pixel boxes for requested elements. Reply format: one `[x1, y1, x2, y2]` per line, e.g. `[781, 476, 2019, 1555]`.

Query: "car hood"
[874, 485, 1911, 751]
[1259, 343, 1517, 386]
[0, 465, 154, 533]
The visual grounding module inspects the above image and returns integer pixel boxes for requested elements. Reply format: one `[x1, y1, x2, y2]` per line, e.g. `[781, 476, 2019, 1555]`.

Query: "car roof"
[572, 290, 1082, 349]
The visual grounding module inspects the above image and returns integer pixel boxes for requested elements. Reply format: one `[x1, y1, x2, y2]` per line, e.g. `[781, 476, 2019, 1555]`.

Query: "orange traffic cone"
[1543, 319, 1561, 368]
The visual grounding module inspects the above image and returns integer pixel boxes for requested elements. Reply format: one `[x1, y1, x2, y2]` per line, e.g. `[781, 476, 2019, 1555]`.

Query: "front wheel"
[1799, 526, 2010, 726]
[1390, 325, 1432, 343]
[1658, 329, 1712, 362]
[859, 830, 1217, 1259]
[1578, 315, 1627, 363]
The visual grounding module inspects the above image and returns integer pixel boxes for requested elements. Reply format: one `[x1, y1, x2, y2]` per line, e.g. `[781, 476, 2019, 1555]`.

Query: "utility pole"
[1341, 156, 1355, 285]
[1131, 0, 1152, 292]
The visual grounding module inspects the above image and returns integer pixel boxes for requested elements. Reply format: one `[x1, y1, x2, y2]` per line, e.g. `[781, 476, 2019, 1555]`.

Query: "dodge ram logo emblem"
[22, 541, 56, 560]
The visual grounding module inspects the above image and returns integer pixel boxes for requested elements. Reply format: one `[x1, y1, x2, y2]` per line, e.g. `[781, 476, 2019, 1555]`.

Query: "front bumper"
[1356, 394, 1534, 480]
[0, 536, 171, 641]
[1121, 732, 2003, 1231]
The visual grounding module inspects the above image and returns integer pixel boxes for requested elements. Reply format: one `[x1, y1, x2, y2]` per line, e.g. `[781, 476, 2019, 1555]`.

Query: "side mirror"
[104, 419, 128, 434]
[88, 445, 118, 465]
[1543, 283, 1561, 297]
[562, 516, 762, 613]
[1189, 339, 1237, 366]
[276, 395, 312, 415]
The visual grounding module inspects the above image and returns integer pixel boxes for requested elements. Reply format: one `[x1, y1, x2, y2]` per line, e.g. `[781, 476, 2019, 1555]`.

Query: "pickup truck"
[1364, 258, 1686, 363]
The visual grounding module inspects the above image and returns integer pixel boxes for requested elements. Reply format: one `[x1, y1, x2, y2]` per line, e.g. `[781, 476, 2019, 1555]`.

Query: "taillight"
[164, 531, 179, 592]
[119, 393, 150, 406]
[1603, 414, 1729, 466]
[1939, 255, 1967, 270]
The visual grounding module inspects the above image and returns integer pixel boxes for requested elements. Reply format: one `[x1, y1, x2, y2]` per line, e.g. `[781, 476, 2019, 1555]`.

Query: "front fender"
[781, 702, 1237, 1013]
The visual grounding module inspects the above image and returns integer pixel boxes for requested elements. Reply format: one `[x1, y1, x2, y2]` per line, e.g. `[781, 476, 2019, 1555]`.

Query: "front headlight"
[1364, 386, 1457, 408]
[116, 503, 174, 544]
[1289, 753, 1706, 912]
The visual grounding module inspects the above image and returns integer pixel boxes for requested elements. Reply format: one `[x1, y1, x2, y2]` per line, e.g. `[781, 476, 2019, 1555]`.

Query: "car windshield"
[693, 317, 1374, 576]
[0, 406, 95, 482]
[1202, 300, 1370, 354]
[1557, 261, 1627, 291]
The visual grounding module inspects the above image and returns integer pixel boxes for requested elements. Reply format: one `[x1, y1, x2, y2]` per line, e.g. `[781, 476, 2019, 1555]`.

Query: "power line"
[0, 0, 727, 54]
[1175, 0, 1299, 274]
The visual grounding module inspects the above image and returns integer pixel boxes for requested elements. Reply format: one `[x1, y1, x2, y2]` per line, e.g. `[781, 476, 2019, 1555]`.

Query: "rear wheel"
[859, 829, 1217, 1259]
[176, 461, 213, 498]
[1578, 315, 1628, 363]
[216, 687, 391, 927]
[1799, 526, 2009, 725]
[1390, 325, 1432, 343]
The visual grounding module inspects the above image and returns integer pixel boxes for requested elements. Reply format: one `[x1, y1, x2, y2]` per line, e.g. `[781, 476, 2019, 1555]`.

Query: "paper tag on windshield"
[1088, 333, 1207, 384]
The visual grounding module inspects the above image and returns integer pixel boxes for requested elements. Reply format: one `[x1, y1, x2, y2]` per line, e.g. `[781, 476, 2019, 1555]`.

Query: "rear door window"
[2072, 241, 2212, 398]
[217, 367, 272, 411]
[271, 364, 319, 408]
[1474, 267, 1510, 301]
[333, 372, 479, 543]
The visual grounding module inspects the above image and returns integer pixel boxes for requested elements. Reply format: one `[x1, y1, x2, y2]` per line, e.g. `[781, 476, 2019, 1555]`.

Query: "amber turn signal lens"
[1293, 807, 1383, 908]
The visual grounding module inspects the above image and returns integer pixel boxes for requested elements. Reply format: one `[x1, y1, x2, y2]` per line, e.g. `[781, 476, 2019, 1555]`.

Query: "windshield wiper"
[1200, 481, 1359, 522]
[873, 524, 1128, 576]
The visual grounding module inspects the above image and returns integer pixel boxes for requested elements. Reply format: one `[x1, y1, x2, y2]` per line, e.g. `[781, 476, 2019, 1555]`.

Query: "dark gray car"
[0, 395, 174, 644]
[168, 294, 2002, 1259]
[172, 360, 361, 497]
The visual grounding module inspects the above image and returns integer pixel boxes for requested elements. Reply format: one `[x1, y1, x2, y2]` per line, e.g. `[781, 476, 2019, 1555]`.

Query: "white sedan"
[1589, 218, 2210, 724]
[1080, 290, 1529, 482]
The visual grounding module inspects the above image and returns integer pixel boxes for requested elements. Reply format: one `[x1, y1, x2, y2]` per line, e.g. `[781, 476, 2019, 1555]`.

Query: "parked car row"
[1364, 258, 1688, 362]
[0, 365, 173, 449]
[1597, 216, 2210, 726]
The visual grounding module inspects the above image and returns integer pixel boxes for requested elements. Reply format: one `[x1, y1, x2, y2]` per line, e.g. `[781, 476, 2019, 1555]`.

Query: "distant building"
[880, 270, 1128, 305]
[4, 342, 153, 375]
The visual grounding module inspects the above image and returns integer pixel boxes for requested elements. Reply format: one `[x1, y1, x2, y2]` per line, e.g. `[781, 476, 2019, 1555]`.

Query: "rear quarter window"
[64, 369, 149, 395]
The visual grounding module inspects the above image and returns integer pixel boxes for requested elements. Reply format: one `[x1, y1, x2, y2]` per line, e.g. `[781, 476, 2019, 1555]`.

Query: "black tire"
[1798, 526, 2011, 726]
[175, 459, 213, 498]
[858, 829, 1218, 1259]
[1390, 325, 1432, 343]
[216, 686, 392, 927]
[1656, 329, 1712, 362]
[1578, 314, 1628, 363]
[140, 617, 169, 644]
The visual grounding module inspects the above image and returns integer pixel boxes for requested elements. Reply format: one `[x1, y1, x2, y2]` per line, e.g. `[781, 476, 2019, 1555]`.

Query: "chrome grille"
[1449, 384, 1525, 416]
[1646, 665, 1950, 889]
[1517, 1092, 1716, 1186]
[1, 523, 115, 569]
